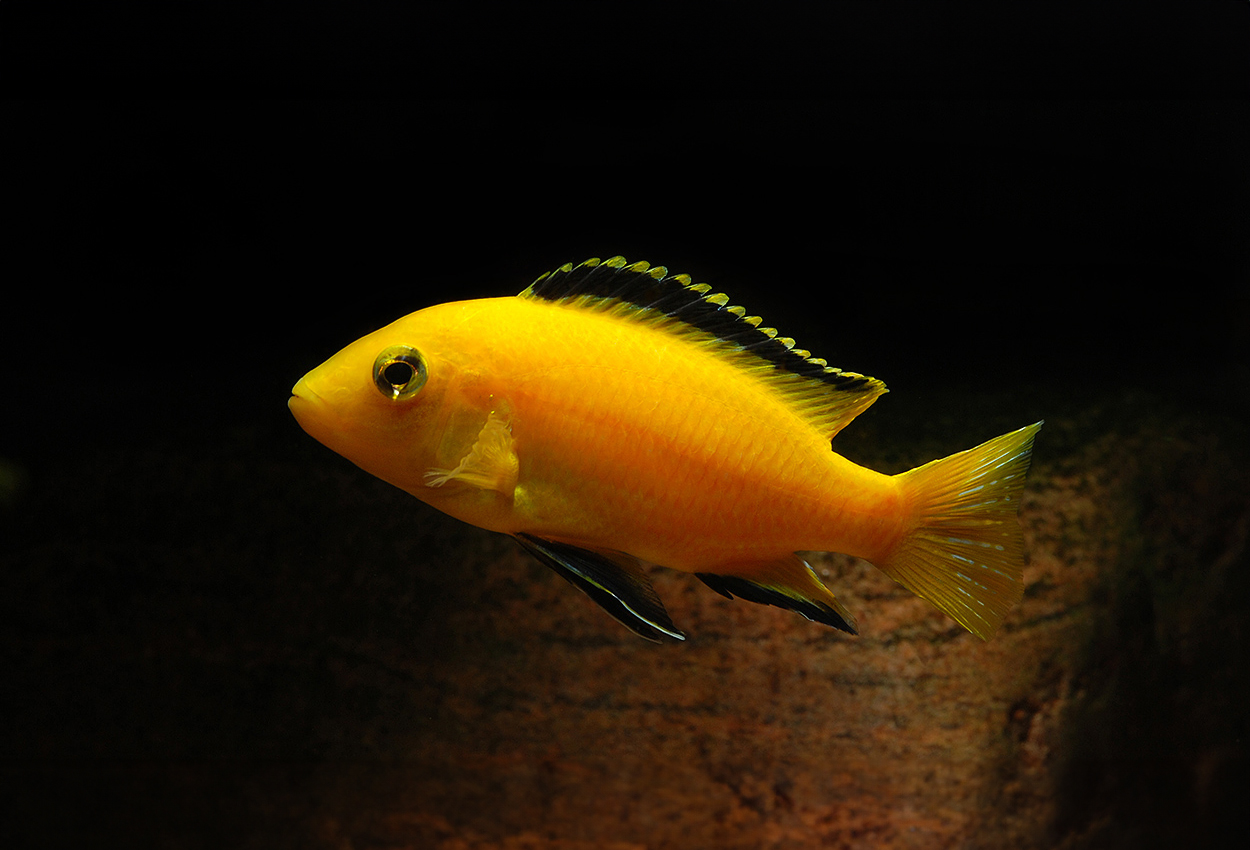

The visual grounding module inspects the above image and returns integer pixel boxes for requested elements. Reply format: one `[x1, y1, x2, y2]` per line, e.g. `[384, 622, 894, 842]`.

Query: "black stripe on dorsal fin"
[519, 256, 887, 438]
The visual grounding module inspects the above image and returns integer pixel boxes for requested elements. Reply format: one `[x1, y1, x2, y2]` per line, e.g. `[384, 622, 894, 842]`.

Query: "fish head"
[289, 305, 463, 496]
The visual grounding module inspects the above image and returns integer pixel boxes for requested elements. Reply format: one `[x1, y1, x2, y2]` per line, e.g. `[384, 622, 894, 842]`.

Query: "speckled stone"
[5, 391, 1246, 849]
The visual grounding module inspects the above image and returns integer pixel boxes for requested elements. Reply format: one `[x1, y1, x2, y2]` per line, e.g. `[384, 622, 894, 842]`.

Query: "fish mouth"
[288, 377, 327, 430]
[288, 377, 314, 407]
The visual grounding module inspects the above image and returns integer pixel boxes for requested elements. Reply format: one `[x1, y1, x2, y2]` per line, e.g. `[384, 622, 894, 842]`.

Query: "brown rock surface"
[5, 391, 1247, 848]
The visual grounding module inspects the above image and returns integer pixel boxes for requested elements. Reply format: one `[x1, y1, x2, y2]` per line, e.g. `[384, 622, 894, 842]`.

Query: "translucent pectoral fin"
[425, 410, 518, 495]
[515, 534, 686, 642]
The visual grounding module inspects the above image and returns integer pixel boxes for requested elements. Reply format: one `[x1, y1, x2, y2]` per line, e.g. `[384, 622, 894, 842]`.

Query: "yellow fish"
[290, 257, 1041, 641]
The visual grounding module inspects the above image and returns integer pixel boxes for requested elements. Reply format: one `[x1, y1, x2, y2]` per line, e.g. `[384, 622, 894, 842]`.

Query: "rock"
[4, 391, 1246, 848]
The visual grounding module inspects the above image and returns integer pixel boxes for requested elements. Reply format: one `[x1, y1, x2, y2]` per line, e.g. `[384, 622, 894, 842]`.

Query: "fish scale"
[510, 324, 842, 563]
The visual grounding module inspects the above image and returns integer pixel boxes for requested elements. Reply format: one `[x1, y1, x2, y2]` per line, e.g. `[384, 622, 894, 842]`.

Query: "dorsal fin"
[519, 256, 887, 439]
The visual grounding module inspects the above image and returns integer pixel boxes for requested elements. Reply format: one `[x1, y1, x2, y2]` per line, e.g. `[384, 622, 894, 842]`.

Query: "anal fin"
[697, 554, 859, 634]
[515, 534, 685, 642]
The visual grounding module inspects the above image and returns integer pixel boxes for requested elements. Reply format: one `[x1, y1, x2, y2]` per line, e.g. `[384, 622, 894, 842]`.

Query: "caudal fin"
[878, 421, 1042, 640]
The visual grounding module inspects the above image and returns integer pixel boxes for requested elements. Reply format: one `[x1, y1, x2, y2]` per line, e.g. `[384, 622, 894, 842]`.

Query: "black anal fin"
[696, 556, 859, 635]
[515, 534, 686, 642]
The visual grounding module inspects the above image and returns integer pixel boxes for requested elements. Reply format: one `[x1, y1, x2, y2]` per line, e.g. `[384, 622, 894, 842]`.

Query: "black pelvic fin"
[515, 534, 686, 642]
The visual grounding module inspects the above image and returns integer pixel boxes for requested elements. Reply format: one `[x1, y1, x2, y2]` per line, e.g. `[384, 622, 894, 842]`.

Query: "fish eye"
[373, 345, 428, 401]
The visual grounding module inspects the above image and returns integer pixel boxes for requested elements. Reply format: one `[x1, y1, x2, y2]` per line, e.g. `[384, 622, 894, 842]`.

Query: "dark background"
[5, 96, 1248, 461]
[2, 4, 1248, 848]
[2, 6, 1248, 464]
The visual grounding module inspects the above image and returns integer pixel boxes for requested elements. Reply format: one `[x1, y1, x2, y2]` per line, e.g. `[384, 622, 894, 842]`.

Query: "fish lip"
[288, 378, 351, 455]
[288, 378, 324, 418]
[289, 376, 320, 404]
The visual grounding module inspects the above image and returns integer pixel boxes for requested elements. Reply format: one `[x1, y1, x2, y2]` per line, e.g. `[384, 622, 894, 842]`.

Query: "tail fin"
[879, 421, 1042, 640]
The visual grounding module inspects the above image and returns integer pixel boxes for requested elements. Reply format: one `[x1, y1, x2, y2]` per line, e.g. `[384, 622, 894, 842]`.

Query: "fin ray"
[515, 534, 685, 642]
[519, 257, 886, 439]
[880, 422, 1042, 639]
[697, 554, 858, 634]
[425, 410, 518, 494]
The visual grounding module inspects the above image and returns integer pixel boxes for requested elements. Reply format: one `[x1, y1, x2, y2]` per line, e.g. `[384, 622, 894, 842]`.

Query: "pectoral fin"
[425, 410, 518, 495]
[697, 554, 859, 634]
[515, 534, 685, 642]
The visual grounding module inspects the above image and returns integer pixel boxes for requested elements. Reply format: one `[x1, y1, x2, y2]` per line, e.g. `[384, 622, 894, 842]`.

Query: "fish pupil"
[383, 361, 414, 389]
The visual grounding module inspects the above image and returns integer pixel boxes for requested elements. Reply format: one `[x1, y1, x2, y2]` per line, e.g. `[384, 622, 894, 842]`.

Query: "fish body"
[290, 257, 1040, 641]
